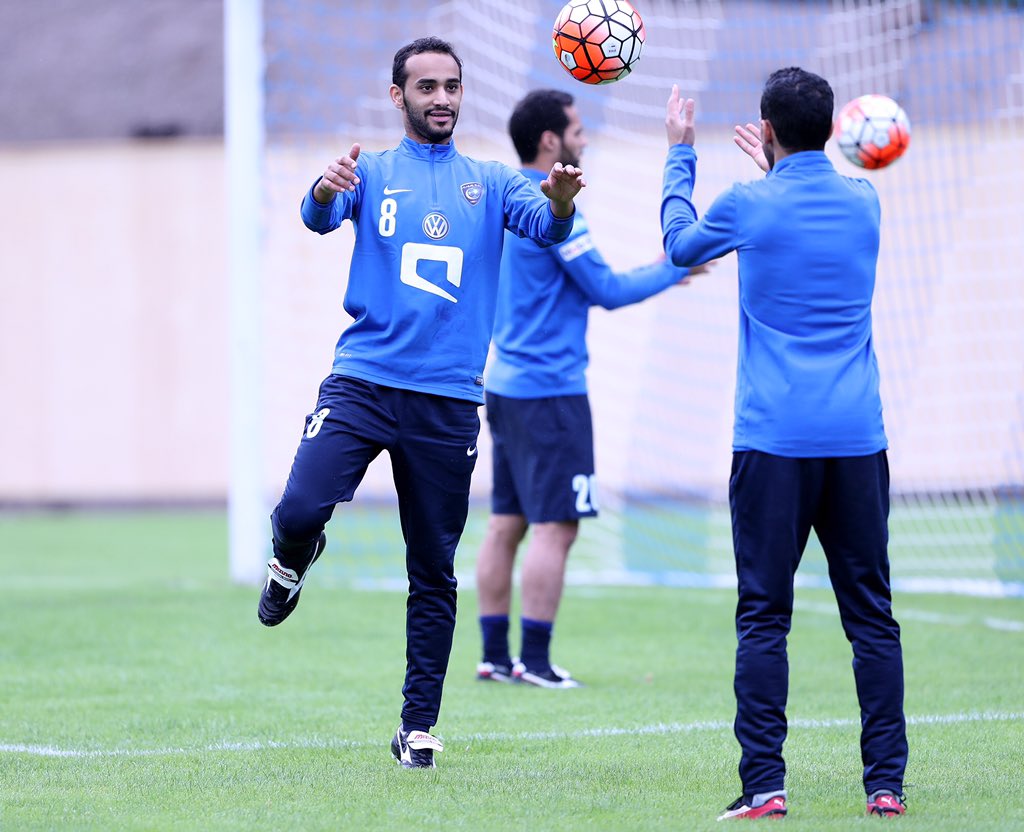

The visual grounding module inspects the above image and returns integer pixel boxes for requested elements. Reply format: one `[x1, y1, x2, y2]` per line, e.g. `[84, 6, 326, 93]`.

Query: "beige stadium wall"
[1, 127, 1021, 503]
[0, 140, 229, 502]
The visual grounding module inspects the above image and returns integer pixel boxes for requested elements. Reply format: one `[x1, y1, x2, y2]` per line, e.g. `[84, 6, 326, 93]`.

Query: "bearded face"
[404, 98, 460, 144]
[393, 52, 463, 144]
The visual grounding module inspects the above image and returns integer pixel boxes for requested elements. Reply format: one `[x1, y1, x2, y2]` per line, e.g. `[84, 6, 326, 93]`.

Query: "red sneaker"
[866, 792, 906, 817]
[717, 795, 788, 820]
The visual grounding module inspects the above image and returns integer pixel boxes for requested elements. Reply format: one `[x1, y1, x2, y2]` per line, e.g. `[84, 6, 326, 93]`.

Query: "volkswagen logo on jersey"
[422, 212, 449, 240]
[460, 182, 483, 205]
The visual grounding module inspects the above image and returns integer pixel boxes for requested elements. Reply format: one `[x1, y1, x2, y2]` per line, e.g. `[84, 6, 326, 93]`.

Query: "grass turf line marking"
[794, 598, 1023, 633]
[2, 710, 1021, 759]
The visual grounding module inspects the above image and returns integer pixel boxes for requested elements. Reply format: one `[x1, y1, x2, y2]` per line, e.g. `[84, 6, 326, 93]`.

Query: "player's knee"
[487, 514, 528, 547]
[532, 520, 579, 552]
[408, 564, 458, 593]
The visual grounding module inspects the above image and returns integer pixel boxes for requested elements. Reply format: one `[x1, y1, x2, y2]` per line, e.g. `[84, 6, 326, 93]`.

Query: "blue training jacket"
[301, 137, 575, 404]
[661, 145, 887, 457]
[487, 168, 689, 398]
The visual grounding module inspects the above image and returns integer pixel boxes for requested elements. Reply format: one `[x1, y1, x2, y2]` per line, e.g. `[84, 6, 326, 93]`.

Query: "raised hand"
[733, 123, 770, 173]
[313, 143, 361, 203]
[665, 85, 696, 146]
[540, 162, 586, 218]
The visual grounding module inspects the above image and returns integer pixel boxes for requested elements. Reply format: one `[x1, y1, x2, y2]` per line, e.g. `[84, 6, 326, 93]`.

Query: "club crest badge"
[460, 182, 483, 205]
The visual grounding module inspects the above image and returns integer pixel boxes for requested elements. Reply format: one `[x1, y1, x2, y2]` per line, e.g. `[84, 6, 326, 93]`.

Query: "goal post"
[225, 0, 267, 584]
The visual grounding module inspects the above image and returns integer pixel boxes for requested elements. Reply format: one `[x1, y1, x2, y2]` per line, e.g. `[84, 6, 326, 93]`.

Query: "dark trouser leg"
[271, 375, 386, 566]
[815, 452, 907, 794]
[389, 392, 480, 731]
[729, 451, 821, 794]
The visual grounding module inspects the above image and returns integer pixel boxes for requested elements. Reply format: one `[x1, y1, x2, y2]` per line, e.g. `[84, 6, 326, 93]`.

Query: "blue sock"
[479, 615, 511, 666]
[520, 617, 553, 671]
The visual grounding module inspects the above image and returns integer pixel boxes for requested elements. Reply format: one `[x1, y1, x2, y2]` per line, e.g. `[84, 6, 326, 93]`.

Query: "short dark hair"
[760, 67, 834, 152]
[392, 37, 463, 89]
[508, 89, 574, 164]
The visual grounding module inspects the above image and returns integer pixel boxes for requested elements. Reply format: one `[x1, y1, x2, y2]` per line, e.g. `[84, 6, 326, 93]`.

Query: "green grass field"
[2, 510, 1022, 830]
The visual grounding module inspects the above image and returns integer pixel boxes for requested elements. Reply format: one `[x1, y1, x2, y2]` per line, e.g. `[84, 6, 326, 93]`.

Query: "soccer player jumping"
[256, 37, 584, 769]
[660, 68, 909, 819]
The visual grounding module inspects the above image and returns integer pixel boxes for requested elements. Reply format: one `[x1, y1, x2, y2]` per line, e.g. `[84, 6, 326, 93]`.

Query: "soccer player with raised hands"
[660, 69, 908, 820]
[256, 36, 584, 770]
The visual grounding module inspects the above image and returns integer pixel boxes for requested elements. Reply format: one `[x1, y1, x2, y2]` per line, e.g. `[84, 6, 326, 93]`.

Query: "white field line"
[793, 599, 1024, 633]
[573, 590, 1024, 633]
[2, 710, 1021, 759]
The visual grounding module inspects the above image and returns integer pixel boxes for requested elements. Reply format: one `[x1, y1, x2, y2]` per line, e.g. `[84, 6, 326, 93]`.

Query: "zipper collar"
[398, 136, 457, 161]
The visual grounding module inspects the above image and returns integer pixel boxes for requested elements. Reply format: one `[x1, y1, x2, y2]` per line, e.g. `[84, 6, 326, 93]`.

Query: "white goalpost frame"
[225, 0, 267, 584]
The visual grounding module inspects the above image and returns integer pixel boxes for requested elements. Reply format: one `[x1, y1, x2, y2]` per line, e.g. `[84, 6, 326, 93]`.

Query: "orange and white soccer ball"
[552, 0, 645, 85]
[835, 94, 912, 170]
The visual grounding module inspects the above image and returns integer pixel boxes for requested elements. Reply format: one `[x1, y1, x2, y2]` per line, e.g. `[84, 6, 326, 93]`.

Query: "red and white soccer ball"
[552, 0, 646, 85]
[835, 94, 912, 170]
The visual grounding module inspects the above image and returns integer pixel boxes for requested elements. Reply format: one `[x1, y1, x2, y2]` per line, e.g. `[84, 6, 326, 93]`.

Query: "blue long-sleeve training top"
[301, 137, 575, 404]
[661, 144, 887, 457]
[487, 168, 688, 398]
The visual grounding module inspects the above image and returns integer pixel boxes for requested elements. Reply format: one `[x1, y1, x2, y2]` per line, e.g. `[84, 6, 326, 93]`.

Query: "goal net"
[234, 0, 1024, 595]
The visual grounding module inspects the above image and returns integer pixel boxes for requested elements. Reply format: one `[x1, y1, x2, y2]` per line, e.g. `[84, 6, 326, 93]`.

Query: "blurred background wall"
[1, 0, 226, 503]
[2, 0, 1022, 510]
[0, 0, 223, 142]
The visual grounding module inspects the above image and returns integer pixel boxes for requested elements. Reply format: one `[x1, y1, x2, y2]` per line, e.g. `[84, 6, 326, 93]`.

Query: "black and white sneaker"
[257, 532, 327, 627]
[513, 661, 582, 689]
[390, 724, 443, 769]
[476, 660, 516, 683]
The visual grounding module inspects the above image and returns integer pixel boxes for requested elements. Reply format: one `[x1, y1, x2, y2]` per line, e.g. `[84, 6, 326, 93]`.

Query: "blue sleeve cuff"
[306, 177, 335, 208]
[548, 203, 576, 224]
[669, 143, 698, 162]
[301, 177, 339, 230]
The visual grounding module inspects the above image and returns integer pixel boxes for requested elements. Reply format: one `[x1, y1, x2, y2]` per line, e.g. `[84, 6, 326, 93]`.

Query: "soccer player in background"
[474, 89, 706, 689]
[660, 68, 908, 819]
[256, 37, 585, 769]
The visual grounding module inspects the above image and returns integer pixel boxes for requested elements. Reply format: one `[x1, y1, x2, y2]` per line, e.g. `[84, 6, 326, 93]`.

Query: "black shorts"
[485, 391, 597, 523]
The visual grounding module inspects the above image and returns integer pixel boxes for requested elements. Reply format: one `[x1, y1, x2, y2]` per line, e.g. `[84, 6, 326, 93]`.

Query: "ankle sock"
[520, 617, 553, 670]
[480, 614, 511, 666]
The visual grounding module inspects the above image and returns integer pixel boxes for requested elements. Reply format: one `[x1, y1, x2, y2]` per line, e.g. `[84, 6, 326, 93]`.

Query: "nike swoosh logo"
[384, 186, 412, 195]
[467, 446, 477, 456]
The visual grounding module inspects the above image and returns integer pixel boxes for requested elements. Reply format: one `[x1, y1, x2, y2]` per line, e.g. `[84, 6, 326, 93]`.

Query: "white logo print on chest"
[422, 212, 449, 239]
